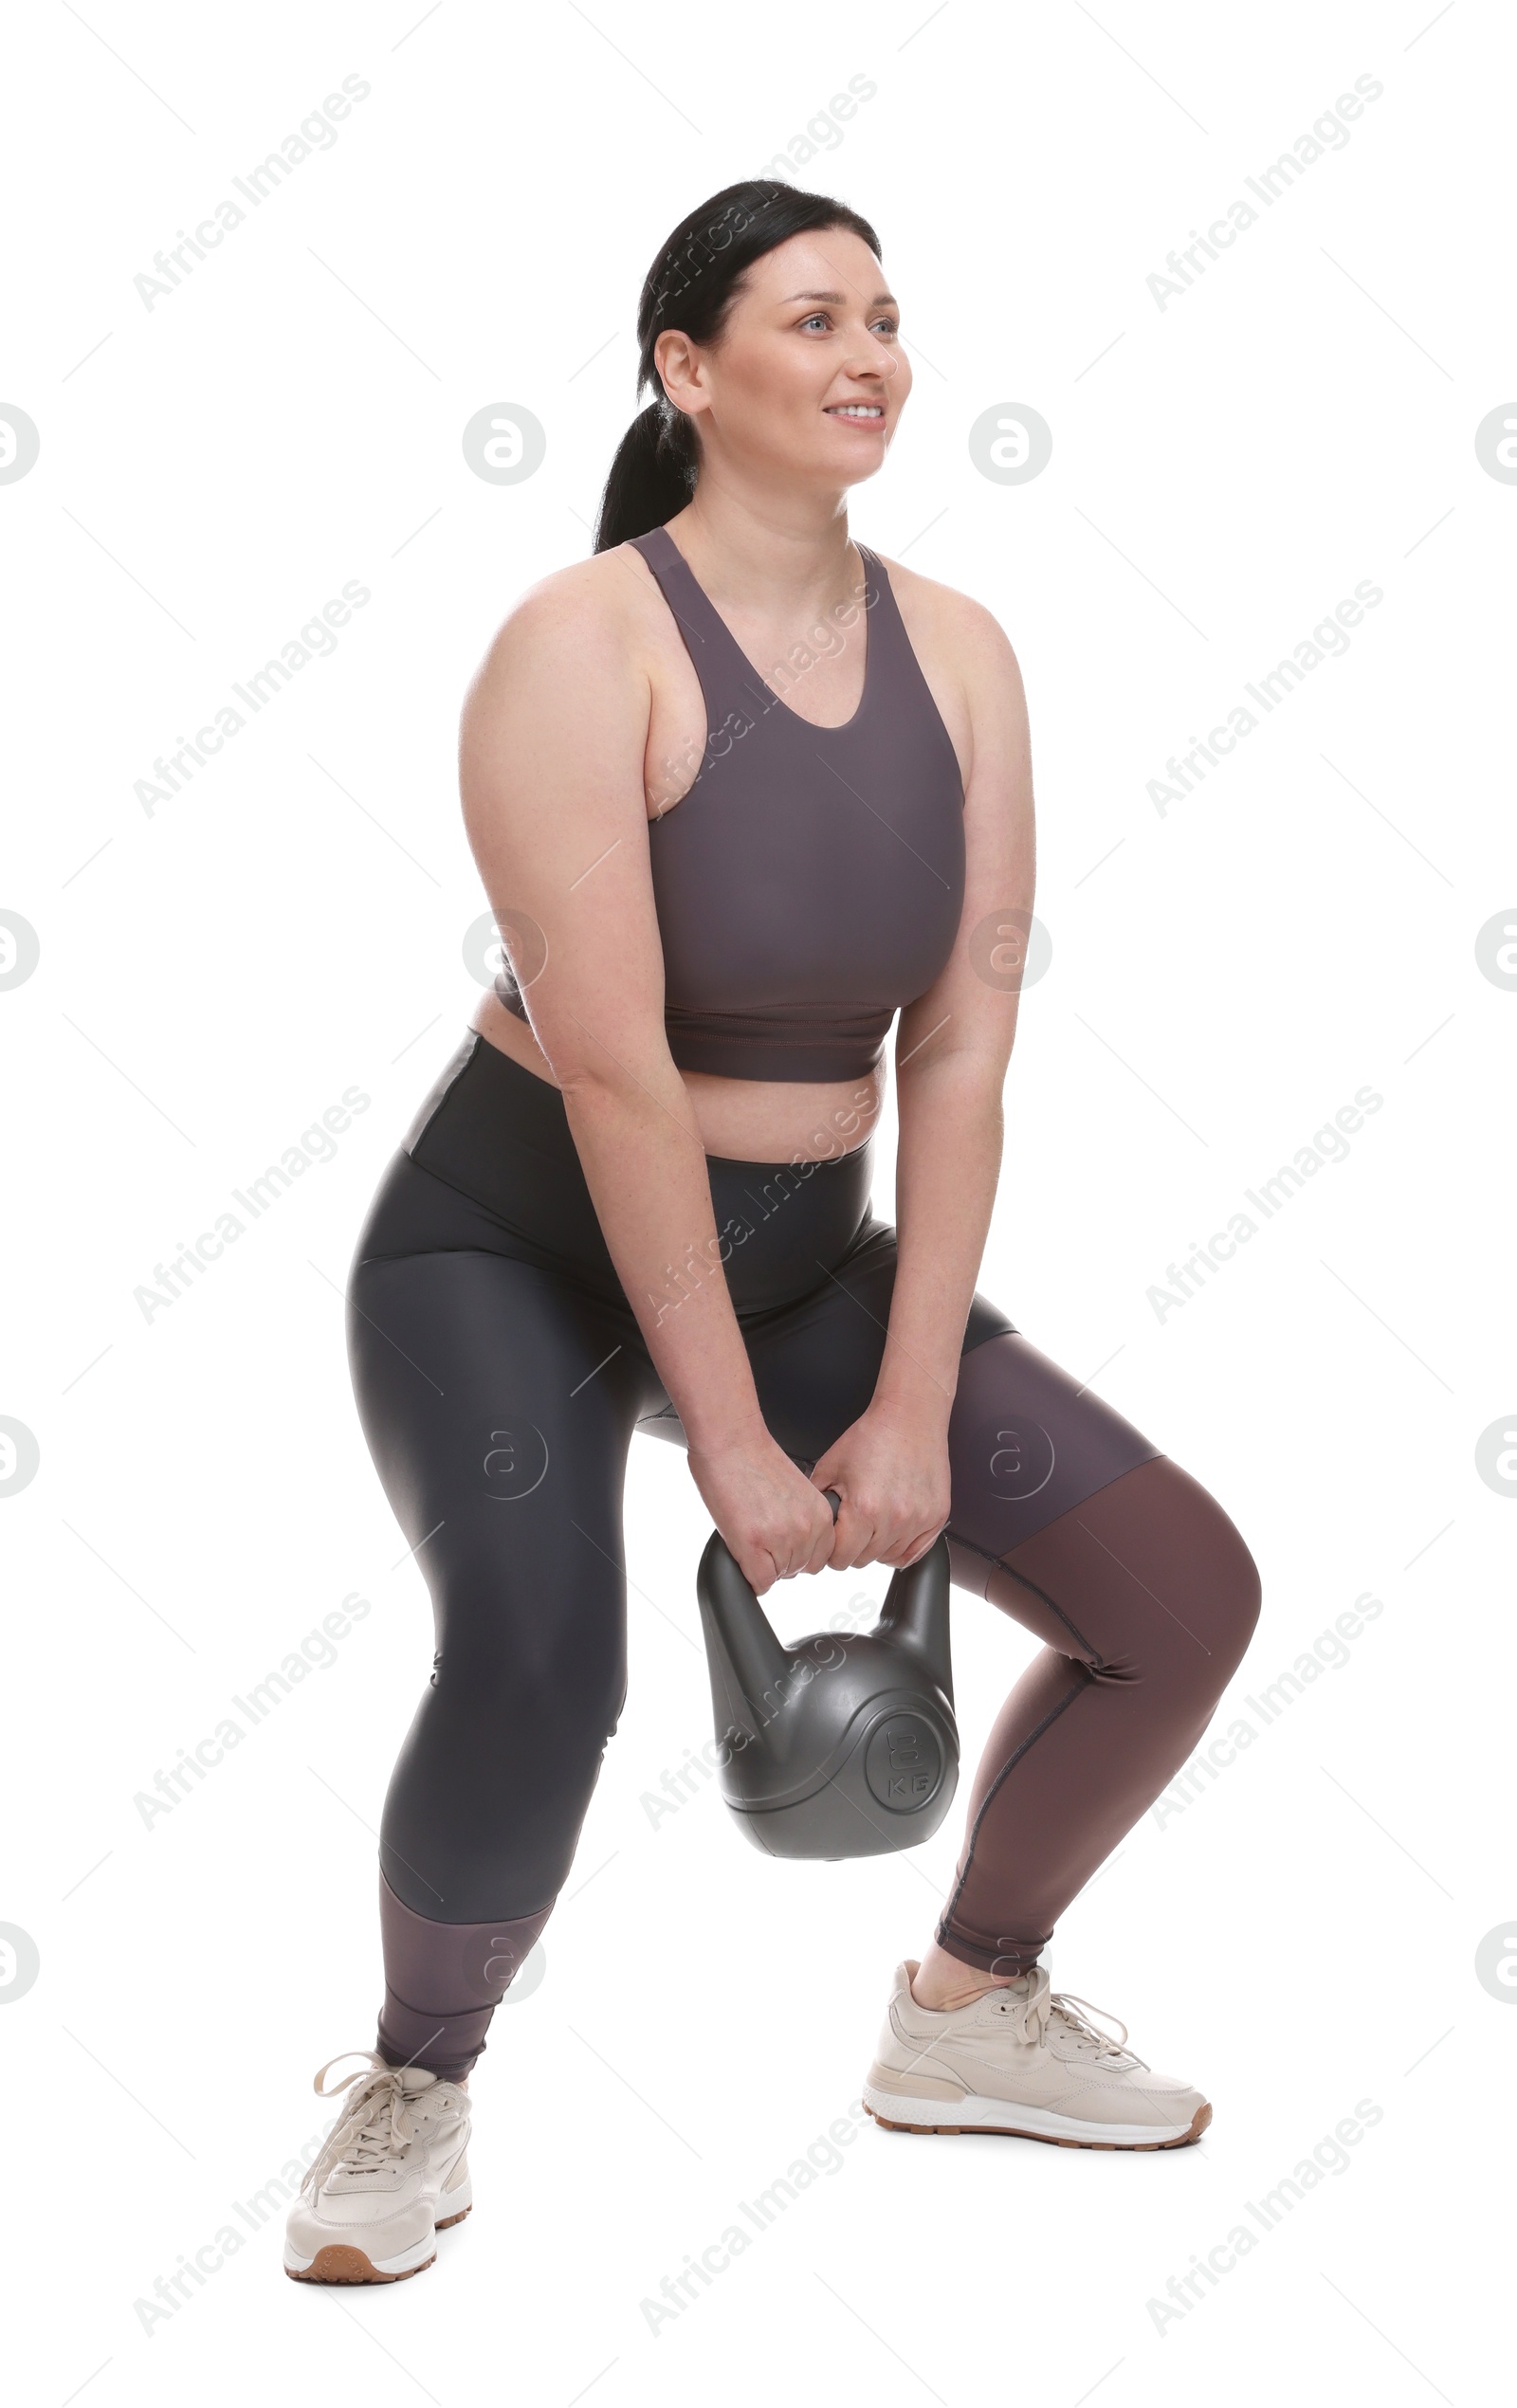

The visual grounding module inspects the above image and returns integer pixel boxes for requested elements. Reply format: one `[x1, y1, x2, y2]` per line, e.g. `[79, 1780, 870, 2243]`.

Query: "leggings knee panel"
[934, 1458, 1263, 1976]
[985, 1455, 1262, 1695]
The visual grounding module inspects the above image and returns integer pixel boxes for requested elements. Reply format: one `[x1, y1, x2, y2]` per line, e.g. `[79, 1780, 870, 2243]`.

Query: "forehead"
[740, 227, 890, 307]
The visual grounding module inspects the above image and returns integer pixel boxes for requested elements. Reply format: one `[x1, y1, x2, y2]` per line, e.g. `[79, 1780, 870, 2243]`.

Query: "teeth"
[831, 406, 882, 418]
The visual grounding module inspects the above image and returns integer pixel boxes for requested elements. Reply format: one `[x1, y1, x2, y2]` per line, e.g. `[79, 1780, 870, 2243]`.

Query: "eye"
[797, 312, 901, 338]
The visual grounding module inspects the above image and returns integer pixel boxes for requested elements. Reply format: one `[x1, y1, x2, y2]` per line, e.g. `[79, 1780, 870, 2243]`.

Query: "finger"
[839, 1514, 885, 1572]
[870, 1531, 917, 1570]
[886, 1523, 944, 1569]
[755, 1545, 784, 1595]
[880, 1541, 925, 1570]
[829, 1509, 859, 1569]
[815, 1484, 853, 1566]
[812, 1488, 839, 1568]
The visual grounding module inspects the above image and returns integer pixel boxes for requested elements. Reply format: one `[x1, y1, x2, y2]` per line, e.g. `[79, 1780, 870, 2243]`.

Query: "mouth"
[824, 403, 886, 423]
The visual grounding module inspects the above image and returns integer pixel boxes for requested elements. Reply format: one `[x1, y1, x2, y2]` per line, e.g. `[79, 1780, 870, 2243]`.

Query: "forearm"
[876, 1049, 1005, 1426]
[557, 1067, 766, 1452]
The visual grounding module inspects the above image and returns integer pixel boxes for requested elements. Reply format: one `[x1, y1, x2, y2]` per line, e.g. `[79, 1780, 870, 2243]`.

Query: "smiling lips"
[826, 403, 885, 422]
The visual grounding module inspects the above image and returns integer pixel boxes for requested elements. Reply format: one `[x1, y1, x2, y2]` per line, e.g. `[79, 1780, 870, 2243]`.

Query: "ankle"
[911, 1969, 997, 2012]
[910, 1944, 1038, 2013]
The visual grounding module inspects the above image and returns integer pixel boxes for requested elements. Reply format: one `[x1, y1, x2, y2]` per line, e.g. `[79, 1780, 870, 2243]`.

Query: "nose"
[850, 347, 899, 380]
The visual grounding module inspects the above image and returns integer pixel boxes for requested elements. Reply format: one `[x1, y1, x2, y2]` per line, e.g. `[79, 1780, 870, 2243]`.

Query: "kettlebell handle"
[700, 1486, 953, 1705]
[707, 1484, 842, 1584]
[698, 1486, 842, 1704]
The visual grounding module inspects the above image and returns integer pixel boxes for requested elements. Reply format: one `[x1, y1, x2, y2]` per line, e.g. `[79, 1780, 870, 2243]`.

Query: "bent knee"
[433, 1647, 623, 1751]
[1150, 1457, 1262, 1684]
[1077, 1456, 1261, 1701]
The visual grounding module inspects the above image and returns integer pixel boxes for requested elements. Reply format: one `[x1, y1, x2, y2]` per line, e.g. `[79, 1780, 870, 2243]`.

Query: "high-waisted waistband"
[356, 1030, 880, 1320]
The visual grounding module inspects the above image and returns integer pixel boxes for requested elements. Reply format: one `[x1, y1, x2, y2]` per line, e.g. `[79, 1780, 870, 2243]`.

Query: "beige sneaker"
[283, 2052, 473, 2283]
[863, 1959, 1211, 2150]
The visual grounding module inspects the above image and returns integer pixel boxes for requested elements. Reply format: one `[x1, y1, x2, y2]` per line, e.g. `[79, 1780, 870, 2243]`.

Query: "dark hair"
[592, 180, 884, 554]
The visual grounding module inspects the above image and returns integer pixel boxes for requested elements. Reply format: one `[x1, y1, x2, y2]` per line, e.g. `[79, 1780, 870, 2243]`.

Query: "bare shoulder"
[872, 551, 1023, 684]
[462, 543, 665, 721]
[871, 551, 1030, 712]
[870, 554, 1027, 797]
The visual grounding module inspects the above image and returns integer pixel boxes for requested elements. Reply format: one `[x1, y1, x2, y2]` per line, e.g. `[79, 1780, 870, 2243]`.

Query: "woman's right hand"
[685, 1432, 838, 1596]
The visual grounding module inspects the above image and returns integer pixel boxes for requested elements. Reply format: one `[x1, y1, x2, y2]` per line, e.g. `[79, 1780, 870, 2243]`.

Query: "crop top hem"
[493, 979, 887, 1084]
[666, 1031, 887, 1085]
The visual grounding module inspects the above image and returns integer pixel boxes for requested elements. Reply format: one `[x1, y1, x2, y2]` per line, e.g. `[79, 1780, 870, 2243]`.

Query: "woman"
[284, 181, 1262, 2287]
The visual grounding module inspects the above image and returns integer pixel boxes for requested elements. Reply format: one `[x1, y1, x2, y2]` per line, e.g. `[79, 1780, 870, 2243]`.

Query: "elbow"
[554, 1043, 684, 1121]
[896, 1043, 1007, 1135]
[551, 1054, 628, 1110]
[523, 1003, 669, 1104]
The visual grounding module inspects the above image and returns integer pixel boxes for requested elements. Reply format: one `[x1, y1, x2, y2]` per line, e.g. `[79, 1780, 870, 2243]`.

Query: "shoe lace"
[301, 2052, 426, 2196]
[1043, 1990, 1149, 2071]
[988, 1971, 1148, 2068]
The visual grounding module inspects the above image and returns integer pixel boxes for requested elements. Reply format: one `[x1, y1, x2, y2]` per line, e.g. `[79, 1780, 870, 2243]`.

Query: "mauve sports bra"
[495, 520, 966, 1084]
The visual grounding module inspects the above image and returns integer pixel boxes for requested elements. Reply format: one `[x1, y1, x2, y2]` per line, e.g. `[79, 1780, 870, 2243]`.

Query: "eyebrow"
[780, 289, 899, 310]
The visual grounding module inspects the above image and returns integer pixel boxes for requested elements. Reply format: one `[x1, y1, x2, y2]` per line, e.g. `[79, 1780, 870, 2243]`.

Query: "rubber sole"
[864, 2097, 1212, 2151]
[283, 2200, 471, 2286]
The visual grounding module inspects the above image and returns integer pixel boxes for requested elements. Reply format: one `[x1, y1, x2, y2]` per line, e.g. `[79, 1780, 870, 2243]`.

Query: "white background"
[2, 2, 1511, 2401]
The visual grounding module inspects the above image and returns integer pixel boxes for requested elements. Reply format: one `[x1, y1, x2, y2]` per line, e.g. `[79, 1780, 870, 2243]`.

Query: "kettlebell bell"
[696, 1488, 958, 1860]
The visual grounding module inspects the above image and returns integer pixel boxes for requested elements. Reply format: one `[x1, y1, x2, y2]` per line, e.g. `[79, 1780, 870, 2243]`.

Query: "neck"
[665, 486, 860, 616]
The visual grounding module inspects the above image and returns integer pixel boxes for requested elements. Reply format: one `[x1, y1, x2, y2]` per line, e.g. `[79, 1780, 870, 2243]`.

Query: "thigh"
[945, 1326, 1162, 1581]
[347, 1245, 662, 1692]
[944, 1328, 1259, 1694]
[628, 1207, 1158, 1563]
[724, 1220, 1020, 1469]
[722, 1223, 1174, 1654]
[348, 1245, 667, 1916]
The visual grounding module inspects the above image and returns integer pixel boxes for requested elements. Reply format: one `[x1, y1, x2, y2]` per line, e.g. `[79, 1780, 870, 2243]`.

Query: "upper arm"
[459, 562, 670, 1092]
[896, 591, 1035, 1079]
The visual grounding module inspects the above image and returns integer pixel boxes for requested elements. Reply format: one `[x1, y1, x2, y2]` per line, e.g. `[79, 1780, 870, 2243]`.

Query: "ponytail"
[594, 399, 698, 553]
[592, 179, 883, 554]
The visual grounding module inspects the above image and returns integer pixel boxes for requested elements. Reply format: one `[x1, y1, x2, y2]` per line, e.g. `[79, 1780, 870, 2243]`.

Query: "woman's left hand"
[809, 1396, 952, 1573]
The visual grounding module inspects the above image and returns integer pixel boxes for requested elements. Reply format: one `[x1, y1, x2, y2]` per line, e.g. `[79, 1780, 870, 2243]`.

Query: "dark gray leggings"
[348, 1034, 1262, 2077]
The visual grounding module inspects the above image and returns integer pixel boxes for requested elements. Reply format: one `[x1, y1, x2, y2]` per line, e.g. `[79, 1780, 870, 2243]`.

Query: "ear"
[652, 328, 711, 419]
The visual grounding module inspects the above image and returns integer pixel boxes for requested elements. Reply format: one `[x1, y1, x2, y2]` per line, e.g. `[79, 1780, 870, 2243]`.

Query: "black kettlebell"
[696, 1488, 958, 1860]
